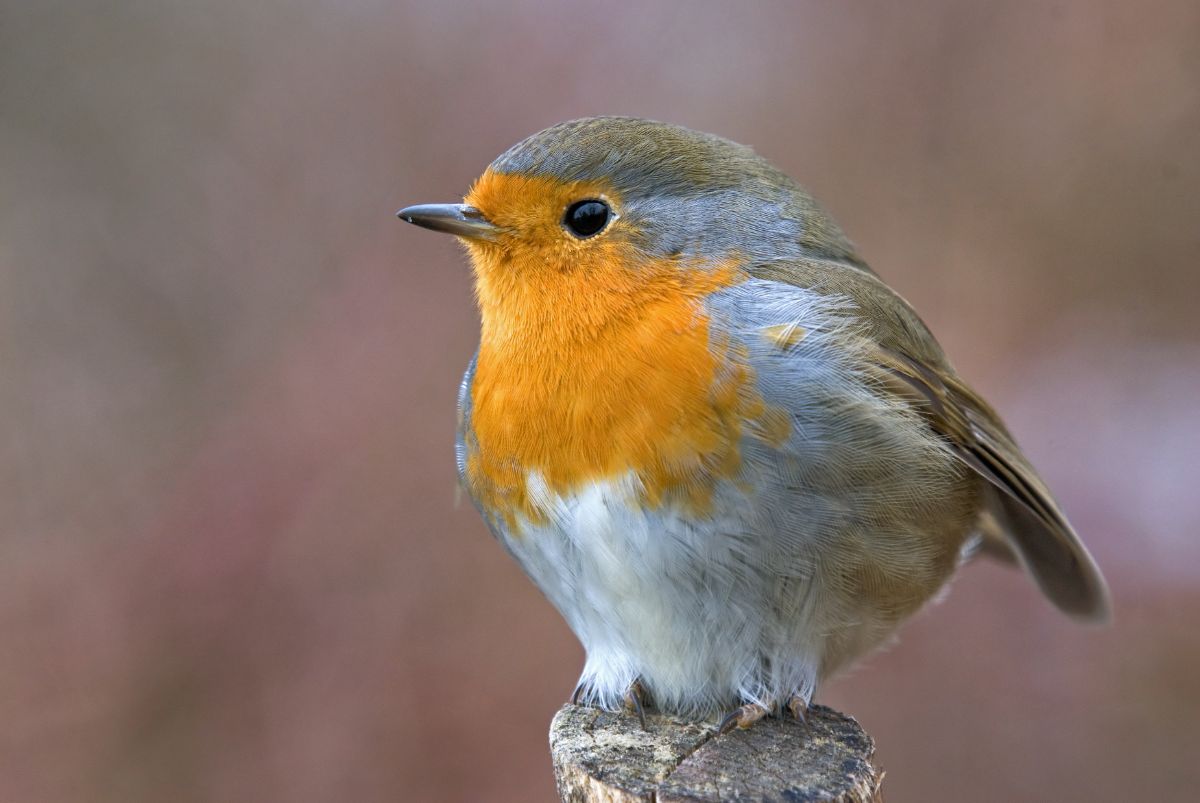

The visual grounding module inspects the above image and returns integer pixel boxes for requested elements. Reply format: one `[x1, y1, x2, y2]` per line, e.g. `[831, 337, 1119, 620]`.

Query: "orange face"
[460, 170, 789, 532]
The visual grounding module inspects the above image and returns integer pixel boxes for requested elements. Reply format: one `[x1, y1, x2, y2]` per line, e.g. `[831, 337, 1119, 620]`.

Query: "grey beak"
[396, 204, 499, 241]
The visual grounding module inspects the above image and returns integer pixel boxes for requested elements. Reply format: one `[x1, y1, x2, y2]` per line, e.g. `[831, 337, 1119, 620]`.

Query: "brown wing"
[868, 346, 1111, 622]
[749, 258, 1111, 622]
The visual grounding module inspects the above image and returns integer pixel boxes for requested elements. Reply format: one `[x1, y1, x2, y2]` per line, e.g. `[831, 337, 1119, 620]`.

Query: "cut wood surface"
[550, 702, 883, 803]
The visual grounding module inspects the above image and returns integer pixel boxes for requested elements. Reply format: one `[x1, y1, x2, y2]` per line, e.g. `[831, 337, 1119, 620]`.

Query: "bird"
[398, 116, 1109, 731]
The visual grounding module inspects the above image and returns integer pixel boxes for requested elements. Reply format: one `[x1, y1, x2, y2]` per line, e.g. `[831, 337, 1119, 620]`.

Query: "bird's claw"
[716, 702, 771, 734]
[786, 694, 809, 725]
[623, 679, 649, 730]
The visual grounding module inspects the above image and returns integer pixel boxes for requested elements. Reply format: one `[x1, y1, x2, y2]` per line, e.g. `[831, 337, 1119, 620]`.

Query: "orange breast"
[460, 171, 790, 531]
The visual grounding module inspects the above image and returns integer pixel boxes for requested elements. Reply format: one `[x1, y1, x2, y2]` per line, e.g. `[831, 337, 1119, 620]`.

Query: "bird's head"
[400, 117, 860, 281]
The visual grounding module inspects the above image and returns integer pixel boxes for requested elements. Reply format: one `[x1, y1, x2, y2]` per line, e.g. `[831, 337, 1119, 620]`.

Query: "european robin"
[399, 117, 1109, 729]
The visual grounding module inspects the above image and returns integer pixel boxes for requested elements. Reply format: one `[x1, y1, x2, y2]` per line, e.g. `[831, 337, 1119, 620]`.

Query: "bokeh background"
[3, 1, 1199, 801]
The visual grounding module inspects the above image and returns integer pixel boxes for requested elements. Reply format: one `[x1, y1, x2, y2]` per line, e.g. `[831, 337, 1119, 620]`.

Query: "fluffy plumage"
[411, 116, 1109, 719]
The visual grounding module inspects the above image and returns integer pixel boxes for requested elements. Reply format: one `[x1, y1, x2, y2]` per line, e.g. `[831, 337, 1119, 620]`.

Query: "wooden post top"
[550, 703, 883, 803]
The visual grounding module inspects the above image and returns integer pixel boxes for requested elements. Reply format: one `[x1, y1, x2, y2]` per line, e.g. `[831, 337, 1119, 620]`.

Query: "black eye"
[563, 199, 611, 238]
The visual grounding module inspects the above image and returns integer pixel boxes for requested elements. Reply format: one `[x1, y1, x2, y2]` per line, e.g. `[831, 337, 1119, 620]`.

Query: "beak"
[396, 203, 499, 241]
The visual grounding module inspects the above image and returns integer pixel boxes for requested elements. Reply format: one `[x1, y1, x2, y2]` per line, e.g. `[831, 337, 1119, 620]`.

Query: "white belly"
[504, 471, 824, 717]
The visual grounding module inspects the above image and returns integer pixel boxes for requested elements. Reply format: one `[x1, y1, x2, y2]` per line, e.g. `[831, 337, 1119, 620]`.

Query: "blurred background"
[2, 1, 1198, 800]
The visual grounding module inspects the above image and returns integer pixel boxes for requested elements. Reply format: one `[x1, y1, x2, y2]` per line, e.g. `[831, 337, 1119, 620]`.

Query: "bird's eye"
[563, 199, 611, 238]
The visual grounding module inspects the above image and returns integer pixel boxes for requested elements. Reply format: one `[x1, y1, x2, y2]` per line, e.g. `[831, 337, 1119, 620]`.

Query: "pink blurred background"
[2, 1, 1198, 800]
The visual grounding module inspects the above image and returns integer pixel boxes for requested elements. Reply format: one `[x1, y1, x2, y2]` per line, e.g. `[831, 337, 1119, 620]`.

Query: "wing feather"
[869, 345, 1110, 621]
[747, 259, 1110, 621]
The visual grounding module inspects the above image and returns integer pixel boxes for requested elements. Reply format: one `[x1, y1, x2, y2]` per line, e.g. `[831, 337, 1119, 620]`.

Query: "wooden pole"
[550, 703, 882, 803]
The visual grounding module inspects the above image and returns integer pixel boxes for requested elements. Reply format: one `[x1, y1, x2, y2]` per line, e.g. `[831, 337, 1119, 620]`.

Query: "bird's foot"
[785, 694, 809, 725]
[623, 679, 650, 730]
[716, 701, 772, 734]
[715, 693, 809, 734]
